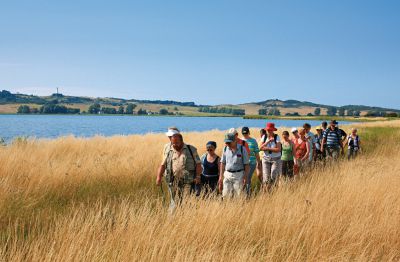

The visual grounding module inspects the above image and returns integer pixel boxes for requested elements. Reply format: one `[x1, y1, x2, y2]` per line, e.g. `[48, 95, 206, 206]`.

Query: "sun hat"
[265, 122, 277, 131]
[315, 126, 322, 130]
[224, 133, 236, 143]
[291, 127, 298, 133]
[228, 128, 238, 135]
[206, 141, 217, 148]
[165, 128, 180, 137]
[241, 127, 250, 134]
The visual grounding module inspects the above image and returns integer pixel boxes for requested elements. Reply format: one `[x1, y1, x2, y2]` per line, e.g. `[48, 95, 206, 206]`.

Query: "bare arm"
[156, 164, 166, 186]
[302, 142, 310, 161]
[321, 138, 326, 152]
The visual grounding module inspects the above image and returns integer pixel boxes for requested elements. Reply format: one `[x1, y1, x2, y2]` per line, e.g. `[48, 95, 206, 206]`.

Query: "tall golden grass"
[0, 121, 399, 261]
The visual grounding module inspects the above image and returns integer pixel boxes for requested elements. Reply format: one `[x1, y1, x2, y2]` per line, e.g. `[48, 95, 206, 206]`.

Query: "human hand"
[156, 175, 162, 186]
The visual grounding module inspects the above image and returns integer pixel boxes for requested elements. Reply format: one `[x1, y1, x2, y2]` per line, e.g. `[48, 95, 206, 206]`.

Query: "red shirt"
[237, 138, 251, 154]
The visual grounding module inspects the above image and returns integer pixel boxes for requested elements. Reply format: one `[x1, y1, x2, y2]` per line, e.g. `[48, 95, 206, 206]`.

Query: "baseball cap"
[291, 127, 298, 133]
[206, 141, 217, 148]
[315, 126, 322, 130]
[224, 133, 236, 143]
[241, 127, 250, 134]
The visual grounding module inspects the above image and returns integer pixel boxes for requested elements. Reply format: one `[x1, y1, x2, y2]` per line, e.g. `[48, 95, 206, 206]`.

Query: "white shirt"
[261, 134, 281, 159]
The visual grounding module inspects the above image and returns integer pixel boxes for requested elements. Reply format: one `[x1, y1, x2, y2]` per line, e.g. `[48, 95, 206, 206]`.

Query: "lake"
[0, 115, 355, 142]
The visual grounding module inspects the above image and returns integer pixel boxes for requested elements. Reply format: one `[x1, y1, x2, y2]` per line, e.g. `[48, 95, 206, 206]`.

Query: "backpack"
[224, 144, 245, 169]
[262, 134, 282, 156]
[348, 135, 359, 149]
[165, 144, 197, 183]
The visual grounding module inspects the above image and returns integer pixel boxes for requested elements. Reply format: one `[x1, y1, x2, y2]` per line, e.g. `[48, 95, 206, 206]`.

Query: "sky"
[0, 0, 399, 108]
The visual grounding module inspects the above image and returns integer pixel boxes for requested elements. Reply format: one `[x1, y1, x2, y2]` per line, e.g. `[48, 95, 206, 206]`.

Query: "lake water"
[0, 115, 355, 142]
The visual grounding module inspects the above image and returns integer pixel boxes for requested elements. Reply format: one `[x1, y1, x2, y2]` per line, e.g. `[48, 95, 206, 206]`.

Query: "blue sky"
[1, 0, 399, 108]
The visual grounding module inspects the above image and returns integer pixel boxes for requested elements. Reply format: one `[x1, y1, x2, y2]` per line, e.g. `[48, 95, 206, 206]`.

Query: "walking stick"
[160, 182, 166, 207]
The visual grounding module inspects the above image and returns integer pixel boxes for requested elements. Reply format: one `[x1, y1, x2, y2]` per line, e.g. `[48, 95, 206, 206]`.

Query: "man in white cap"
[157, 130, 202, 211]
[163, 126, 181, 156]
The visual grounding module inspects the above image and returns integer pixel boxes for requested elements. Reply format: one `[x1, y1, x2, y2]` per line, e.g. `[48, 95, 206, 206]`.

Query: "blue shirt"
[221, 144, 250, 171]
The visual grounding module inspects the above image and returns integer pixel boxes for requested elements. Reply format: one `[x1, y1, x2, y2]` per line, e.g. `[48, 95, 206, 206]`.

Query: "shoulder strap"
[240, 144, 245, 169]
[186, 144, 196, 170]
[263, 135, 267, 144]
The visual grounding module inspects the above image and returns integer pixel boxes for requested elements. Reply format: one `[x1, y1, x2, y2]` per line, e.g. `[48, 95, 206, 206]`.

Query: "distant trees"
[314, 107, 321, 116]
[159, 108, 169, 115]
[307, 113, 314, 116]
[117, 105, 124, 114]
[17, 105, 31, 114]
[101, 107, 117, 114]
[365, 111, 386, 117]
[326, 107, 337, 116]
[125, 104, 136, 114]
[258, 108, 281, 116]
[199, 107, 245, 116]
[385, 112, 399, 117]
[17, 104, 80, 114]
[338, 108, 346, 116]
[88, 103, 101, 114]
[137, 108, 147, 115]
[285, 112, 300, 116]
[40, 104, 80, 114]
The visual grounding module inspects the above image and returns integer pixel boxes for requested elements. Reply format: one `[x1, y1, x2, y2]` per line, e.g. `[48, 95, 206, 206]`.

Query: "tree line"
[17, 104, 80, 114]
[198, 107, 245, 116]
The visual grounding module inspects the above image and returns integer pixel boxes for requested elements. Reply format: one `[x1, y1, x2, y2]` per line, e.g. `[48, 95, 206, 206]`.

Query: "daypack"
[165, 144, 197, 183]
[348, 135, 360, 149]
[223, 144, 245, 169]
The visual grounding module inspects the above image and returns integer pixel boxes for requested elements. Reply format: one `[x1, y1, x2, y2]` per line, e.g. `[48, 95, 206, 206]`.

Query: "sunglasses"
[207, 148, 214, 152]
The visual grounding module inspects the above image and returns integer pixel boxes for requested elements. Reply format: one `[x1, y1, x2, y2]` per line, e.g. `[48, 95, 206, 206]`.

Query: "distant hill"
[0, 90, 399, 117]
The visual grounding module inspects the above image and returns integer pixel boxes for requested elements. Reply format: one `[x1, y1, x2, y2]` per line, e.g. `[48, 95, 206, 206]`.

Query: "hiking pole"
[160, 182, 166, 207]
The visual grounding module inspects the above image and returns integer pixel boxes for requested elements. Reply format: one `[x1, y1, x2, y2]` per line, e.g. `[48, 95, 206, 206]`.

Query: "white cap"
[165, 129, 180, 137]
[228, 128, 238, 135]
[291, 127, 298, 133]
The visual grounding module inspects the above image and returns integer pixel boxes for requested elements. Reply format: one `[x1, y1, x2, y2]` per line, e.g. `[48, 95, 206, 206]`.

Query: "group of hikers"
[156, 120, 361, 209]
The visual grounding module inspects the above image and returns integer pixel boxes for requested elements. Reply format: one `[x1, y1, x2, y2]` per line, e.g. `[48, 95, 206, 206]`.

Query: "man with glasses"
[218, 132, 250, 199]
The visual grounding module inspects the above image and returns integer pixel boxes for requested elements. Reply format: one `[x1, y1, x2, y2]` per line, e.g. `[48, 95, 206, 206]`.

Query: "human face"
[283, 133, 289, 140]
[267, 130, 275, 136]
[171, 134, 183, 148]
[206, 146, 215, 153]
[292, 131, 299, 138]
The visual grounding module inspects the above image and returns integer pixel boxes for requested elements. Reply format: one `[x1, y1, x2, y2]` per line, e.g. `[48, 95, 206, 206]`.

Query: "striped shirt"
[323, 128, 342, 148]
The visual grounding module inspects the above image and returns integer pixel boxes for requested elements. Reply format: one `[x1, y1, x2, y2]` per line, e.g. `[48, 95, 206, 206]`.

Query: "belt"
[226, 169, 243, 173]
[202, 173, 219, 177]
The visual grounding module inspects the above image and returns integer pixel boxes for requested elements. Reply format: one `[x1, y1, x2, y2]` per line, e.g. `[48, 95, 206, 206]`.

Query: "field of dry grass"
[0, 121, 399, 261]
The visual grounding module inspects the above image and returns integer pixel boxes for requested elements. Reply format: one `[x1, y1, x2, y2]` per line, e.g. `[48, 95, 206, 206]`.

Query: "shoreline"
[0, 112, 394, 122]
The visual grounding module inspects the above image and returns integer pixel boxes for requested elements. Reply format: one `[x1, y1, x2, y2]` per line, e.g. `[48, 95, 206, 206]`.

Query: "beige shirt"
[162, 144, 201, 178]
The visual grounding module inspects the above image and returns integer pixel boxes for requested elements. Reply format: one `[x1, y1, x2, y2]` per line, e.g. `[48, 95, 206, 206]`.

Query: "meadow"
[0, 121, 399, 261]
